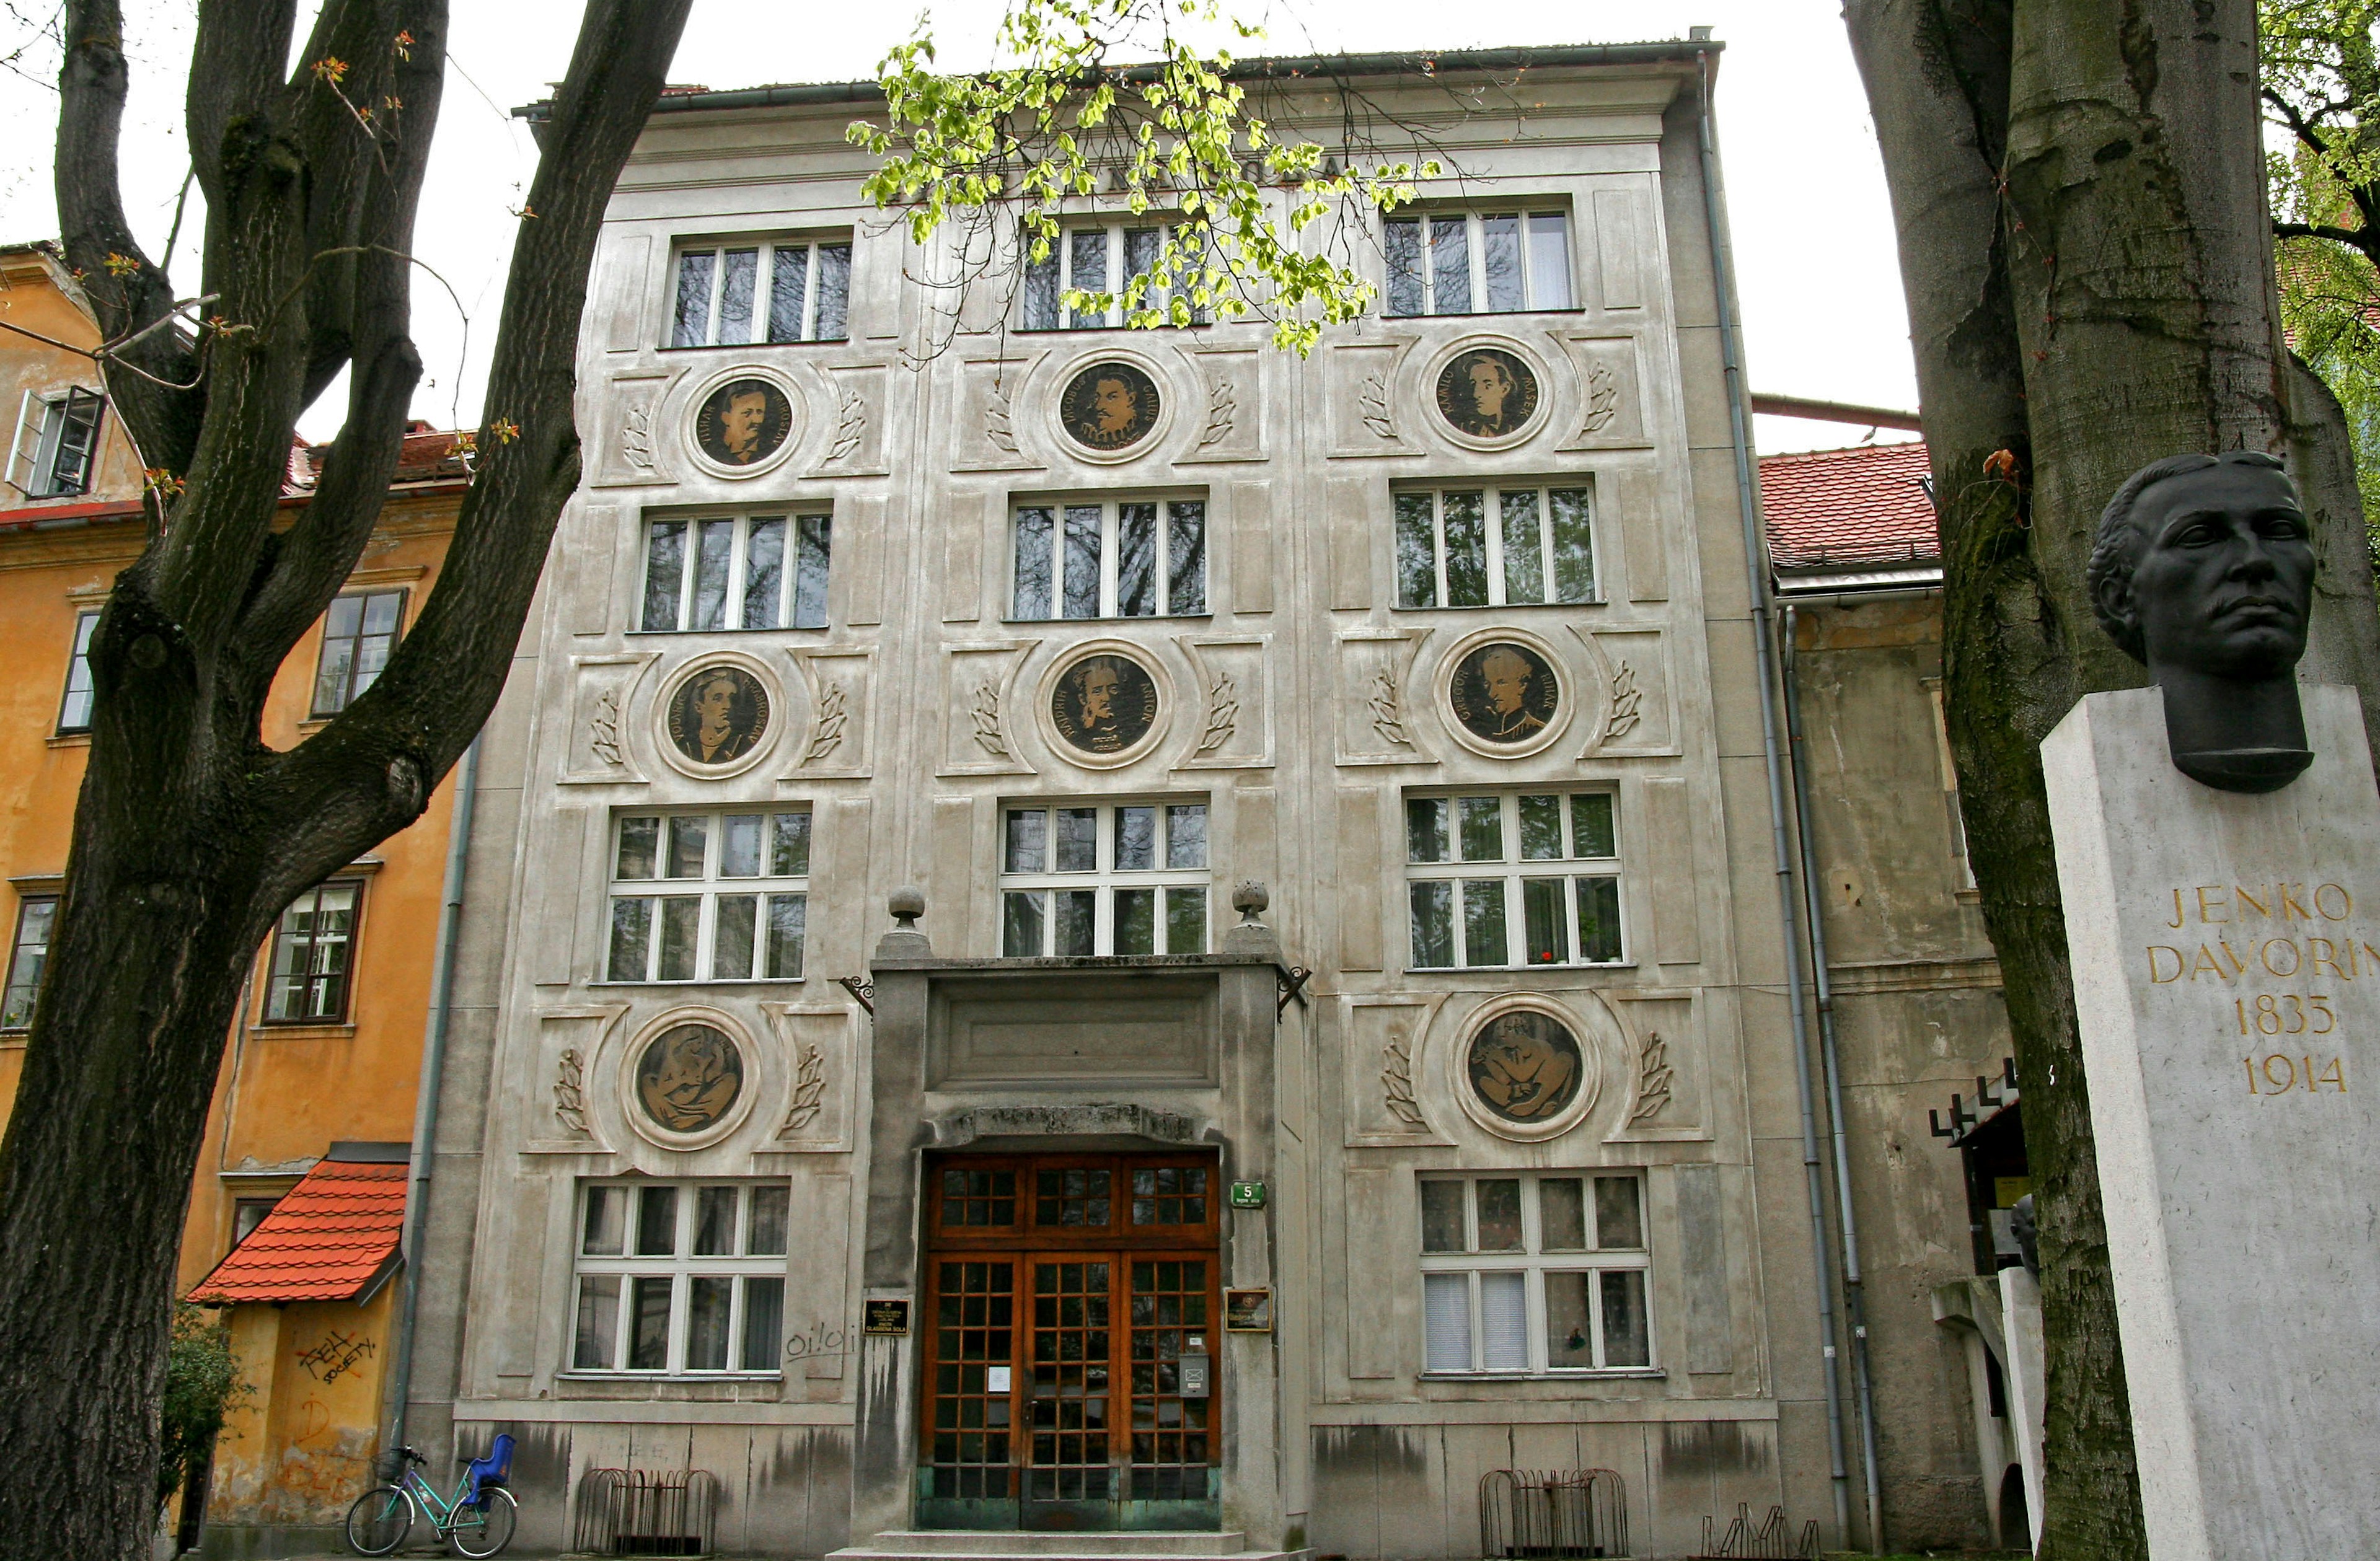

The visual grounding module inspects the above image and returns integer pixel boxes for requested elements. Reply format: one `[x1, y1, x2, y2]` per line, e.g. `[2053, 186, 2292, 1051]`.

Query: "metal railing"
[570, 1467, 719, 1557]
[1477, 1468, 1629, 1559]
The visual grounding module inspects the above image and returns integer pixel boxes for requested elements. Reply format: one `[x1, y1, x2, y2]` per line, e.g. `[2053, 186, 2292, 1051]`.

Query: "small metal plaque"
[863, 1299, 910, 1337]
[1224, 1289, 1273, 1332]
[1228, 1181, 1267, 1209]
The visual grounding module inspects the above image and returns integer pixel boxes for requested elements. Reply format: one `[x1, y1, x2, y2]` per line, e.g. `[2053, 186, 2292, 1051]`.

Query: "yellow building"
[0, 240, 472, 1555]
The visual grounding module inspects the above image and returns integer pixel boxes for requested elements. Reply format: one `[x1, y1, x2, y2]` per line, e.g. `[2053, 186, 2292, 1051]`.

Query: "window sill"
[46, 731, 90, 749]
[0, 1032, 23, 1049]
[1388, 600, 1606, 612]
[1383, 307, 1587, 323]
[1405, 962, 1635, 975]
[1420, 1368, 1665, 1381]
[655, 340, 847, 353]
[555, 1371, 784, 1384]
[583, 978, 806, 988]
[1011, 323, 1214, 336]
[247, 1022, 358, 1040]
[1000, 614, 1214, 627]
[624, 626, 832, 636]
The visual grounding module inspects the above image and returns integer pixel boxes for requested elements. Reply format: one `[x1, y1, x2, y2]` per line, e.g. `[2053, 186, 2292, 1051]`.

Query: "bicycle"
[345, 1434, 517, 1557]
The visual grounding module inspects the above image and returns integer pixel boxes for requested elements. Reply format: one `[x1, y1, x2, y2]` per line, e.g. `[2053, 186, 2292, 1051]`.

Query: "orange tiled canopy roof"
[188, 1150, 408, 1304]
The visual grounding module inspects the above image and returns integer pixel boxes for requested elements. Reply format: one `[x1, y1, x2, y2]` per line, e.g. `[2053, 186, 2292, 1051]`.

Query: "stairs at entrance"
[831, 1532, 1313, 1561]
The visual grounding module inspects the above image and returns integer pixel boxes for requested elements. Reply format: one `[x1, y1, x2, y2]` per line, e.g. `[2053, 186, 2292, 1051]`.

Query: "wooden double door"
[917, 1151, 1222, 1531]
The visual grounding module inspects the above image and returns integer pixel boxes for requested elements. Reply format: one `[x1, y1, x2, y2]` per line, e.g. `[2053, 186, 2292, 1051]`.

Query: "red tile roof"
[188, 1155, 407, 1304]
[1760, 441, 1939, 572]
[284, 423, 470, 493]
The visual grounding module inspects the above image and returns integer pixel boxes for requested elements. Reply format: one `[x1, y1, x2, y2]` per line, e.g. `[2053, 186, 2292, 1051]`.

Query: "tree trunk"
[0, 6, 691, 1559]
[1847, 3, 2380, 1557]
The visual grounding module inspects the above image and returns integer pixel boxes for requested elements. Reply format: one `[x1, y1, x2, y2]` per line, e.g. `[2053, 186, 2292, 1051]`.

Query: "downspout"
[1782, 605, 1888, 1552]
[380, 734, 480, 1472]
[1689, 41, 1858, 1549]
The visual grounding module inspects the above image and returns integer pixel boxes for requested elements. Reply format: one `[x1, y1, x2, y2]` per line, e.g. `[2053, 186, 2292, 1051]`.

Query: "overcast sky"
[0, 0, 1919, 454]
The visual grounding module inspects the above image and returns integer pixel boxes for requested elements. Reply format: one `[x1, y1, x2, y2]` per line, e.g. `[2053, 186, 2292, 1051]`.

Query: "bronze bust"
[2087, 451, 2316, 793]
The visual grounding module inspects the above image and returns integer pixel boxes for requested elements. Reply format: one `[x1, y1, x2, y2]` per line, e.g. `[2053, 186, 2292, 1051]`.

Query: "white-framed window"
[640, 512, 832, 632]
[1396, 485, 1596, 609]
[1010, 498, 1206, 620]
[1420, 1171, 1651, 1374]
[571, 1181, 789, 1375]
[263, 881, 363, 1023]
[57, 609, 98, 734]
[1383, 209, 1573, 317]
[669, 237, 850, 346]
[606, 808, 811, 983]
[1023, 219, 1210, 330]
[1406, 791, 1623, 969]
[6, 387, 105, 499]
[311, 589, 406, 715]
[1, 894, 57, 1031]
[1000, 799, 1209, 957]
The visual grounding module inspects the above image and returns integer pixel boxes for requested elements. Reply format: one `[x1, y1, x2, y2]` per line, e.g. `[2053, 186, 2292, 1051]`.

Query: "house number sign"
[1228, 1181, 1267, 1209]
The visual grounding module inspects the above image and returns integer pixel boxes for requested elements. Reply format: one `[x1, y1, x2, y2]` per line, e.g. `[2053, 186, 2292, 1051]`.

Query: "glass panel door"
[1023, 1259, 1113, 1528]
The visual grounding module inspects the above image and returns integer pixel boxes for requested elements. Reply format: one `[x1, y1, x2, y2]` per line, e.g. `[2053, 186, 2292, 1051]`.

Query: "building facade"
[402, 41, 2004, 1559]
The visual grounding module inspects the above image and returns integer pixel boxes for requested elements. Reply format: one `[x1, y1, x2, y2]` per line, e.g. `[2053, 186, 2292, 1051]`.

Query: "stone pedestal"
[1998, 1267, 2044, 1554]
[2043, 685, 2380, 1560]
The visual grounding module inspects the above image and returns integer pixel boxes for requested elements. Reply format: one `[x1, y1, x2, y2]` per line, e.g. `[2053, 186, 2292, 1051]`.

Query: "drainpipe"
[1782, 605, 1888, 1553]
[1689, 40, 1858, 1549]
[381, 734, 480, 1474]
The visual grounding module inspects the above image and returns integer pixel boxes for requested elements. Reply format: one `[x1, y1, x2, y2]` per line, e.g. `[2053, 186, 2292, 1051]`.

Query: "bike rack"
[570, 1467, 719, 1557]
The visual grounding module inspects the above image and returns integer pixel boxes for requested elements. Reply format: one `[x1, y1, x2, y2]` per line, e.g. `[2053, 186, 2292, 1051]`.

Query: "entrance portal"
[917, 1151, 1223, 1531]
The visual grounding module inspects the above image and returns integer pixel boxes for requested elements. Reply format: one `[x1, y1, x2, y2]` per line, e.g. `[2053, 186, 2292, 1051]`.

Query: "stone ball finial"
[889, 886, 926, 929]
[1232, 881, 1269, 923]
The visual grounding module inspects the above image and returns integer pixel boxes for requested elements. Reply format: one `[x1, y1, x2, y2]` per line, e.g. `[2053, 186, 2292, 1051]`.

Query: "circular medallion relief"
[1448, 640, 1561, 747]
[666, 662, 772, 769]
[694, 376, 796, 469]
[1050, 650, 1160, 758]
[635, 1022, 744, 1134]
[1059, 360, 1161, 452]
[1466, 1009, 1585, 1126]
[1435, 347, 1540, 441]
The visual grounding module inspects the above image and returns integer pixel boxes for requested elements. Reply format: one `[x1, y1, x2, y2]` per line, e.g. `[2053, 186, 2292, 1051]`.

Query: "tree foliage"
[156, 1304, 247, 1515]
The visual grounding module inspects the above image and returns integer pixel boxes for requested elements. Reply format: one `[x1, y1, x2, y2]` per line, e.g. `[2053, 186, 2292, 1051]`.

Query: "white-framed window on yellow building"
[6, 386, 104, 498]
[1419, 1171, 1651, 1374]
[1, 894, 58, 1031]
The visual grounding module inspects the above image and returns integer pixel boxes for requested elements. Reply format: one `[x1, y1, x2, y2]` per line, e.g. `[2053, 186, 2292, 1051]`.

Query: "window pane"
[1117, 503, 1158, 617]
[1481, 213, 1524, 312]
[1005, 809, 1047, 873]
[629, 1276, 674, 1370]
[1115, 806, 1157, 871]
[695, 1187, 738, 1255]
[690, 519, 733, 631]
[1423, 1272, 1473, 1371]
[687, 1282, 733, 1370]
[352, 604, 397, 699]
[583, 1186, 628, 1255]
[1069, 228, 1108, 327]
[1409, 881, 1453, 968]
[1577, 876, 1623, 963]
[1166, 501, 1206, 614]
[1600, 1270, 1651, 1366]
[748, 1186, 791, 1255]
[1114, 888, 1157, 956]
[1572, 793, 1617, 859]
[1480, 1272, 1529, 1370]
[658, 897, 702, 980]
[1595, 1177, 1644, 1249]
[1500, 488, 1545, 604]
[1055, 890, 1097, 956]
[814, 244, 851, 340]
[1441, 491, 1488, 607]
[1056, 808, 1097, 872]
[616, 817, 659, 879]
[666, 816, 708, 878]
[637, 1186, 679, 1255]
[0, 898, 51, 1029]
[1012, 508, 1053, 620]
[742, 518, 786, 629]
[742, 1277, 785, 1372]
[1165, 887, 1205, 954]
[793, 515, 832, 628]
[607, 898, 653, 981]
[1395, 492, 1437, 608]
[1406, 798, 1450, 863]
[1124, 226, 1161, 296]
[721, 814, 765, 878]
[1062, 506, 1102, 619]
[717, 248, 759, 343]
[1428, 215, 1472, 313]
[712, 895, 756, 979]
[58, 613, 97, 732]
[1025, 247, 1061, 330]
[574, 1277, 621, 1370]
[1384, 218, 1423, 317]
[764, 894, 806, 978]
[1545, 1272, 1593, 1367]
[1475, 1179, 1524, 1251]
[643, 522, 687, 630]
[1458, 796, 1505, 862]
[771, 810, 813, 876]
[1517, 795, 1563, 860]
[313, 630, 357, 715]
[1420, 1182, 1466, 1252]
[1540, 1179, 1587, 1251]
[1528, 213, 1573, 309]
[1166, 805, 1207, 869]
[1549, 488, 1595, 603]
[1461, 881, 1509, 967]
[672, 251, 715, 347]
[1522, 879, 1569, 965]
[767, 244, 810, 343]
[1003, 890, 1047, 956]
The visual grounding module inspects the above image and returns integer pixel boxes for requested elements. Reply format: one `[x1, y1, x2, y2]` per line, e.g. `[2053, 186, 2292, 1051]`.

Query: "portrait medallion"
[1059, 361, 1161, 452]
[1050, 651, 1160, 757]
[694, 376, 795, 468]
[1435, 347, 1540, 440]
[635, 1022, 745, 1133]
[1448, 641, 1560, 747]
[667, 663, 772, 768]
[1466, 1010, 1585, 1125]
